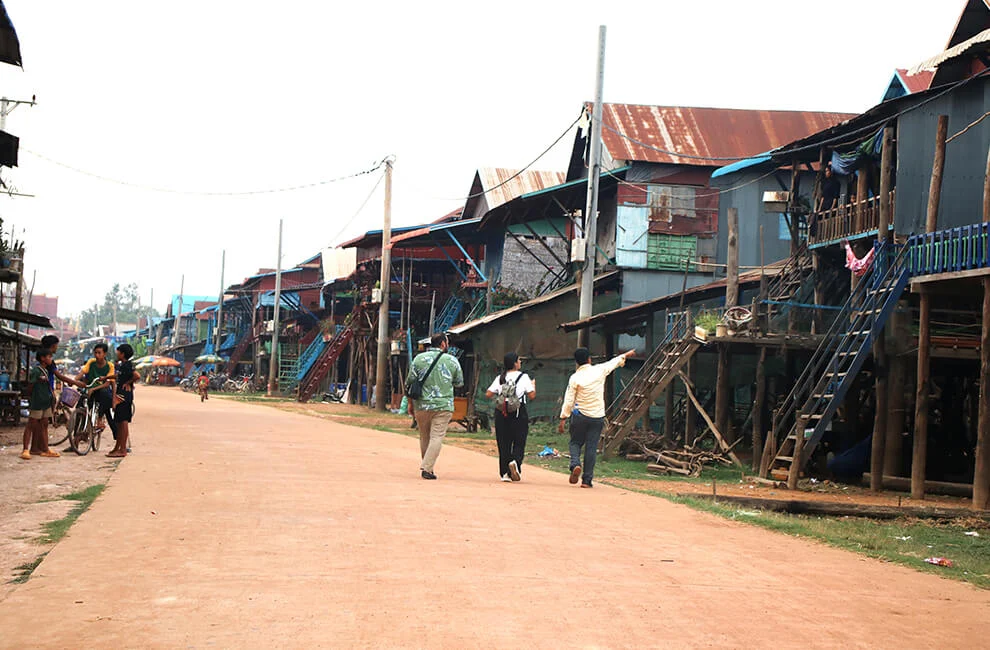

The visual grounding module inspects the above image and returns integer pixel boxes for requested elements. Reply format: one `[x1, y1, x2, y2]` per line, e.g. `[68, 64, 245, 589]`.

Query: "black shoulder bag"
[406, 351, 444, 399]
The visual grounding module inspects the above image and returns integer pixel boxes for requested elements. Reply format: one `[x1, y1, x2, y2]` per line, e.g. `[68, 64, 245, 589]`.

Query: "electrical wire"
[436, 113, 583, 202]
[946, 110, 990, 143]
[23, 149, 388, 196]
[328, 170, 387, 246]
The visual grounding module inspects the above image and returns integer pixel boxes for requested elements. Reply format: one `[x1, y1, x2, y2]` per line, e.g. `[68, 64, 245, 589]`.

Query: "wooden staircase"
[226, 332, 255, 369]
[766, 243, 910, 482]
[297, 307, 362, 403]
[601, 312, 701, 457]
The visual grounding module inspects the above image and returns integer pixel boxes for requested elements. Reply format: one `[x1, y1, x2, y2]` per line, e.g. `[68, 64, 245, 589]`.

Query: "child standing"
[197, 372, 209, 402]
[107, 344, 138, 458]
[21, 350, 59, 460]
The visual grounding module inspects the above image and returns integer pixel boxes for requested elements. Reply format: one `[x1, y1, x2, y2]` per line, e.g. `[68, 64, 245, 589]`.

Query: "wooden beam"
[677, 370, 742, 466]
[913, 116, 948, 501]
[726, 207, 739, 308]
[885, 302, 908, 477]
[684, 356, 696, 445]
[715, 345, 732, 444]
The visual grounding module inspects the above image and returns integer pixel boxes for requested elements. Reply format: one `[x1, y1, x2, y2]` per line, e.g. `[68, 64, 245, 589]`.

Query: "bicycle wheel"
[68, 408, 92, 456]
[91, 407, 102, 452]
[48, 405, 70, 447]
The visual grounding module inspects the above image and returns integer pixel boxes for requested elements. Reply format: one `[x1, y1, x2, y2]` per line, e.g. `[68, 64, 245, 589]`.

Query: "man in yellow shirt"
[559, 347, 635, 488]
[76, 342, 116, 438]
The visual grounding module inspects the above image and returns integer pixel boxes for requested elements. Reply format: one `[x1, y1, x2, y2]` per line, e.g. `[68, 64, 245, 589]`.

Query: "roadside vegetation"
[10, 484, 106, 584]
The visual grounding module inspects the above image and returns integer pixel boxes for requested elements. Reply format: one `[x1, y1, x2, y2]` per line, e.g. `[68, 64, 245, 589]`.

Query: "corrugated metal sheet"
[896, 68, 935, 94]
[595, 104, 856, 165]
[908, 27, 990, 74]
[475, 168, 565, 211]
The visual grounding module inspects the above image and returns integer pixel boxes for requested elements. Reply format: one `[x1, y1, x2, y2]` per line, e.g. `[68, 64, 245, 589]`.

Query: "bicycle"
[67, 378, 112, 456]
[47, 383, 79, 447]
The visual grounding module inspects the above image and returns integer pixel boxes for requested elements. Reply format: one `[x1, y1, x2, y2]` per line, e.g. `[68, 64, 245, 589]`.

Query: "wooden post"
[726, 208, 739, 308]
[753, 347, 767, 472]
[884, 302, 908, 477]
[788, 160, 800, 255]
[642, 314, 655, 432]
[856, 165, 869, 233]
[913, 115, 948, 500]
[975, 138, 990, 510]
[717, 209, 739, 443]
[870, 125, 895, 493]
[788, 415, 807, 489]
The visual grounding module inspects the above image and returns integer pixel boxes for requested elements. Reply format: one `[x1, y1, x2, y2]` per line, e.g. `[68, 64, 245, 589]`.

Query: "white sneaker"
[508, 460, 521, 482]
[501, 474, 512, 482]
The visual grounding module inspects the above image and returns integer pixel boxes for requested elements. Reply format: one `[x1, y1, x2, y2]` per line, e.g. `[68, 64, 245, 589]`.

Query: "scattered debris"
[736, 510, 760, 517]
[537, 445, 559, 458]
[894, 536, 912, 541]
[964, 531, 980, 537]
[924, 557, 954, 568]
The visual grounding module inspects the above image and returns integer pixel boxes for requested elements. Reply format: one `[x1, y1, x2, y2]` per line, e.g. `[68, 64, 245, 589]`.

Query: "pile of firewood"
[620, 431, 740, 478]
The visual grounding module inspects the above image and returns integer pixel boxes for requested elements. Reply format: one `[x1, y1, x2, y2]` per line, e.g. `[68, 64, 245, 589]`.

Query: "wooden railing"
[808, 191, 894, 246]
[908, 222, 990, 277]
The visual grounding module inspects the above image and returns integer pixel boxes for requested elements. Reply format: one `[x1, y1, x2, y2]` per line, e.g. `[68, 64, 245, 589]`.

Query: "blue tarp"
[711, 153, 772, 179]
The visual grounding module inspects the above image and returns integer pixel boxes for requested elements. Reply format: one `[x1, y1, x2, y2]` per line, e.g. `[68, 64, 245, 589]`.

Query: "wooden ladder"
[601, 313, 700, 457]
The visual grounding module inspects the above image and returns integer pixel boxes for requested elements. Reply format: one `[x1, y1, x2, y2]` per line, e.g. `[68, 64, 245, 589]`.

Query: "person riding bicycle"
[197, 371, 209, 401]
[75, 342, 117, 441]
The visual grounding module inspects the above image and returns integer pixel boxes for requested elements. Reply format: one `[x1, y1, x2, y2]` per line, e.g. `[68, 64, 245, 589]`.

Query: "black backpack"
[406, 351, 444, 399]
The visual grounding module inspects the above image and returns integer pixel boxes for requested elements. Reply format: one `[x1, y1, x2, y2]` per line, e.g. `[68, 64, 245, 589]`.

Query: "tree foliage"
[79, 283, 159, 331]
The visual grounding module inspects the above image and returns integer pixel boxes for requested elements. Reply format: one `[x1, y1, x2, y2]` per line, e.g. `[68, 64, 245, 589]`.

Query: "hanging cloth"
[843, 241, 876, 277]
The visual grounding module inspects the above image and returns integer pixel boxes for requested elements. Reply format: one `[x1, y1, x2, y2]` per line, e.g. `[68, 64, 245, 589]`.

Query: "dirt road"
[1, 388, 987, 649]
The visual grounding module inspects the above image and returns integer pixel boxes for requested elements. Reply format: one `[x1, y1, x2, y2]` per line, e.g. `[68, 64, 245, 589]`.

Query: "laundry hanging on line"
[843, 240, 876, 277]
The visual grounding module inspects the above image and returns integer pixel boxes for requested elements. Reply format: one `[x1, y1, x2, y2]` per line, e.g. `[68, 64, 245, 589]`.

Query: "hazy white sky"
[0, 0, 964, 315]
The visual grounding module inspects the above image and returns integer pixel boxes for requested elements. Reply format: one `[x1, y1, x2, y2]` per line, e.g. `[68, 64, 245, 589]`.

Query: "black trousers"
[93, 389, 119, 440]
[494, 405, 529, 477]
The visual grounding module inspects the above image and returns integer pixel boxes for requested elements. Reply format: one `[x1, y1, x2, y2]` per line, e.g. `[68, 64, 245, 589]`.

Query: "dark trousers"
[494, 405, 528, 477]
[569, 412, 604, 485]
[93, 390, 119, 440]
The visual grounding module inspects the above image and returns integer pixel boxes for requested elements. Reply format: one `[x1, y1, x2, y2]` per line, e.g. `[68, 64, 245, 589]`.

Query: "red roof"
[896, 68, 935, 94]
[595, 103, 857, 166]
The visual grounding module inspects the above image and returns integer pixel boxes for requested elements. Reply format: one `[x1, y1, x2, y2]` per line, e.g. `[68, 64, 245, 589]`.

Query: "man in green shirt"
[406, 332, 464, 480]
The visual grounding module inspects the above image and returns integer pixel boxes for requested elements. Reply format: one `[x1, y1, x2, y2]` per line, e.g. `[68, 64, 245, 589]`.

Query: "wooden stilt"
[715, 346, 732, 444]
[975, 137, 990, 510]
[913, 115, 949, 500]
[788, 415, 807, 489]
[884, 303, 908, 476]
[753, 347, 767, 473]
[870, 125, 895, 493]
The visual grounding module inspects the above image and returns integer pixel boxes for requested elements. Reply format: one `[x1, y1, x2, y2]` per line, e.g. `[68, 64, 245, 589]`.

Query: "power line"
[437, 113, 583, 202]
[23, 149, 388, 196]
[329, 169, 387, 246]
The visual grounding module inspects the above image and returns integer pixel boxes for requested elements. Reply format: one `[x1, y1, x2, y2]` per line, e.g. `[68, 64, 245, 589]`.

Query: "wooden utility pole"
[716, 208, 739, 444]
[577, 25, 607, 349]
[375, 158, 394, 411]
[913, 115, 947, 500]
[267, 219, 283, 397]
[870, 125, 895, 493]
[975, 139, 990, 510]
[753, 347, 767, 473]
[216, 249, 226, 354]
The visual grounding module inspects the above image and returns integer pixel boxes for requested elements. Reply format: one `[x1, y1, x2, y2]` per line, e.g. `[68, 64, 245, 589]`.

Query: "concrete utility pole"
[149, 288, 154, 345]
[577, 26, 607, 348]
[268, 220, 284, 397]
[375, 158, 394, 411]
[174, 275, 185, 347]
[216, 249, 226, 352]
[0, 95, 35, 131]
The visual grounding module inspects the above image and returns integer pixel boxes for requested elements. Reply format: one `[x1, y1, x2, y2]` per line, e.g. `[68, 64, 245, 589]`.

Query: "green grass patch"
[623, 488, 990, 589]
[10, 555, 46, 584]
[38, 484, 106, 545]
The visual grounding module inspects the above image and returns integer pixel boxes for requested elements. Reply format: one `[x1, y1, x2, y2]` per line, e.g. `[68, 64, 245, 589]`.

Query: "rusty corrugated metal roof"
[475, 168, 565, 210]
[594, 103, 856, 166]
[895, 68, 935, 93]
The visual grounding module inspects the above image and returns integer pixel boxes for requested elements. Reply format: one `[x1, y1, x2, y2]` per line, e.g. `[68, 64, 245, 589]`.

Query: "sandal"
[19, 450, 30, 460]
[40, 450, 61, 458]
[106, 451, 126, 458]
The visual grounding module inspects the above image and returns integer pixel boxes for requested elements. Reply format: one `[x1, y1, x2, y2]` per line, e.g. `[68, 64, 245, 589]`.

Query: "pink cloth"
[844, 242, 875, 277]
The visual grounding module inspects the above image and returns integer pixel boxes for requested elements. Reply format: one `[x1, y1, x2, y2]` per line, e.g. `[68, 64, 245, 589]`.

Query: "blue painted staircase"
[767, 242, 910, 481]
[434, 296, 464, 333]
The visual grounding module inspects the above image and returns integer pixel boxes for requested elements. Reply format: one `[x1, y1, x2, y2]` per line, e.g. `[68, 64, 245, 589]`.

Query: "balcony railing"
[908, 222, 990, 277]
[809, 193, 895, 247]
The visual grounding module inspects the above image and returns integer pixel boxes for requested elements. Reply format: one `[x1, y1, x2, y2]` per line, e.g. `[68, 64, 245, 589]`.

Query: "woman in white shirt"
[485, 352, 536, 482]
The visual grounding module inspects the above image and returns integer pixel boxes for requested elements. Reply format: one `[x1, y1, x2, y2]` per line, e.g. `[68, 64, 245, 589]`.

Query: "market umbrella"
[54, 358, 74, 366]
[135, 356, 180, 368]
[194, 354, 224, 364]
